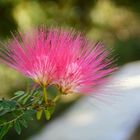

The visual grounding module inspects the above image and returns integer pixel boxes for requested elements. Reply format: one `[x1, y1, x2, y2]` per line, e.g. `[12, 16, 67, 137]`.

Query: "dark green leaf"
[14, 121, 21, 135]
[0, 123, 11, 140]
[19, 119, 28, 128]
[0, 100, 17, 115]
[8, 100, 17, 110]
[22, 109, 36, 121]
[0, 119, 5, 124]
[0, 110, 9, 116]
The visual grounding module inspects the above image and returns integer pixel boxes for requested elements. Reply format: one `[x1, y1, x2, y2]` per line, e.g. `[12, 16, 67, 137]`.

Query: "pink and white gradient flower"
[0, 27, 116, 94]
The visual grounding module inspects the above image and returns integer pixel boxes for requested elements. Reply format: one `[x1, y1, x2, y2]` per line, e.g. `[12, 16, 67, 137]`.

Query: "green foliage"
[0, 123, 11, 140]
[0, 100, 17, 116]
[0, 108, 36, 140]
[0, 87, 57, 140]
[0, 90, 36, 139]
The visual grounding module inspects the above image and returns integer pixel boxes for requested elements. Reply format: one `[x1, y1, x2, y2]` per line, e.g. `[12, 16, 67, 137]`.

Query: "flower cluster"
[0, 27, 116, 94]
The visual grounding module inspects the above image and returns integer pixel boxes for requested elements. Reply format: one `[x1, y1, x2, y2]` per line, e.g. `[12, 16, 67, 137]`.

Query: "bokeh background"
[0, 0, 140, 140]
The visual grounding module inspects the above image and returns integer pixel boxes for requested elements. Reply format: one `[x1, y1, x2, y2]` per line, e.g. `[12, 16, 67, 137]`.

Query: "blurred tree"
[113, 0, 140, 13]
[0, 1, 17, 38]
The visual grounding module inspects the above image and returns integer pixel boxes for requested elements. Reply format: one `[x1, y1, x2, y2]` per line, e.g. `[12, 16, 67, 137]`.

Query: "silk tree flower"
[0, 29, 58, 86]
[0, 27, 116, 95]
[53, 33, 116, 94]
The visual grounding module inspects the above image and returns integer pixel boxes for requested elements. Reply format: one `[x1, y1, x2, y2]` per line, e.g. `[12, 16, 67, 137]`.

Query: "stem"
[53, 95, 60, 102]
[53, 91, 61, 102]
[43, 86, 48, 104]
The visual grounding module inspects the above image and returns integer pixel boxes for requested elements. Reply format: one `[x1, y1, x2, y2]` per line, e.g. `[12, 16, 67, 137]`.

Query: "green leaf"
[22, 94, 31, 105]
[14, 121, 21, 135]
[0, 119, 5, 124]
[1, 101, 11, 110]
[36, 110, 43, 120]
[14, 91, 25, 96]
[17, 94, 28, 103]
[25, 109, 36, 116]
[19, 119, 28, 128]
[0, 110, 9, 116]
[0, 100, 17, 115]
[22, 109, 36, 121]
[8, 100, 17, 110]
[11, 91, 25, 101]
[33, 90, 40, 96]
[0, 123, 11, 140]
[0, 106, 3, 111]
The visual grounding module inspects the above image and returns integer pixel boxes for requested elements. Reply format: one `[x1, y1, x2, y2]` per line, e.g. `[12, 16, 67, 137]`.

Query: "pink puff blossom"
[0, 27, 116, 94]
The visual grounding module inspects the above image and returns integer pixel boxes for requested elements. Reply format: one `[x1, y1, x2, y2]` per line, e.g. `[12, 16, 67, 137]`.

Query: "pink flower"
[0, 27, 116, 94]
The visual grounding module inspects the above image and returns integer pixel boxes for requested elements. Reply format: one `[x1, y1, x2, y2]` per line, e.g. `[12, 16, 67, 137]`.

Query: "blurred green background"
[0, 0, 140, 140]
